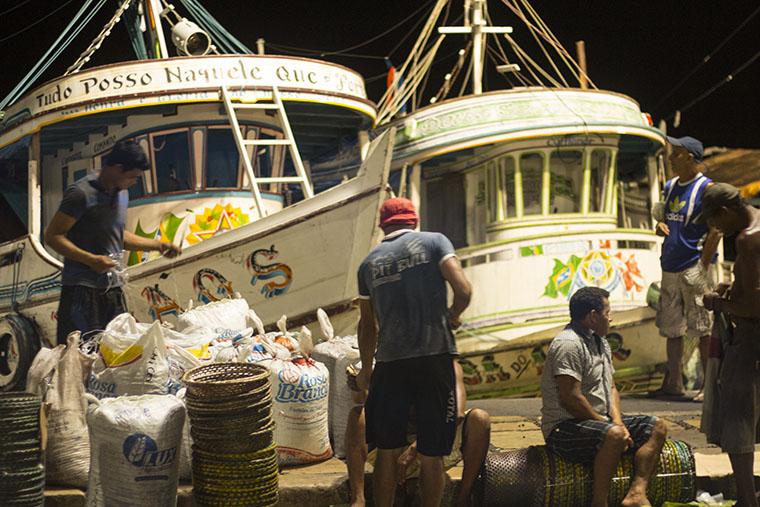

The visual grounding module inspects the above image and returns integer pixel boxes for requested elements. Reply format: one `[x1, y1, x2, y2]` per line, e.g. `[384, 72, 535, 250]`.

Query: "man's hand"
[87, 255, 117, 274]
[356, 367, 372, 392]
[448, 310, 462, 330]
[655, 222, 670, 237]
[715, 282, 731, 297]
[703, 292, 722, 311]
[396, 445, 417, 485]
[616, 423, 633, 451]
[159, 242, 182, 258]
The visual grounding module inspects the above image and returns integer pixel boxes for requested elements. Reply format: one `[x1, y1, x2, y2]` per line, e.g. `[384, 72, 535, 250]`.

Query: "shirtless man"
[699, 183, 760, 507]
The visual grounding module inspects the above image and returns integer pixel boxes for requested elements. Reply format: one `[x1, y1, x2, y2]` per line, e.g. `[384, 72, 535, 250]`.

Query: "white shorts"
[656, 265, 715, 339]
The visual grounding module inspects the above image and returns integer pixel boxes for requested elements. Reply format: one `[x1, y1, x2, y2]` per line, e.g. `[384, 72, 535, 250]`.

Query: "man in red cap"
[356, 197, 472, 507]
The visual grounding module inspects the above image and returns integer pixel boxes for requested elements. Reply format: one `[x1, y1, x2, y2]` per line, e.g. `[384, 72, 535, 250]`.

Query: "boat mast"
[438, 0, 511, 95]
[144, 0, 169, 58]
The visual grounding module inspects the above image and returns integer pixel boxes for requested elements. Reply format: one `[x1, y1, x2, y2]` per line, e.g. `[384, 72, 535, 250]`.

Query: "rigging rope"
[0, 0, 77, 43]
[654, 4, 760, 111]
[0, 0, 33, 17]
[668, 48, 760, 119]
[0, 0, 103, 111]
[66, 0, 133, 75]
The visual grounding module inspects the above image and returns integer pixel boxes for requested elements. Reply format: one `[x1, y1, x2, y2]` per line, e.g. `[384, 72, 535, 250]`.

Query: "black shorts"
[56, 285, 127, 345]
[545, 415, 657, 464]
[365, 354, 457, 457]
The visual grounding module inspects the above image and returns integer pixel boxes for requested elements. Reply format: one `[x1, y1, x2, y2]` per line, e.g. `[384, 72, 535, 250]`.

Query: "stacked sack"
[86, 394, 185, 507]
[311, 309, 359, 458]
[26, 332, 90, 488]
[256, 317, 333, 466]
[0, 393, 45, 506]
[183, 363, 278, 507]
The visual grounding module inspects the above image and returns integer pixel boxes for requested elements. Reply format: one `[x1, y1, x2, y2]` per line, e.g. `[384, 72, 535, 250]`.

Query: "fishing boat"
[0, 0, 391, 390]
[366, 0, 681, 398]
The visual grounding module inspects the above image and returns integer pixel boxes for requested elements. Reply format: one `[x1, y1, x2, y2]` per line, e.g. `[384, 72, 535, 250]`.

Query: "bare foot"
[621, 491, 651, 507]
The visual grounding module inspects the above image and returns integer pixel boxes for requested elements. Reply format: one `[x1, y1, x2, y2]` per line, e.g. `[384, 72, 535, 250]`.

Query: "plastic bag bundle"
[311, 309, 360, 458]
[86, 394, 185, 507]
[87, 317, 169, 398]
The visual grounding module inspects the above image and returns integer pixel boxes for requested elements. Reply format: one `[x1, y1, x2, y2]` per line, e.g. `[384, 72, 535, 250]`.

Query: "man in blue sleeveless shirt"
[45, 140, 181, 344]
[652, 136, 721, 399]
[356, 197, 472, 507]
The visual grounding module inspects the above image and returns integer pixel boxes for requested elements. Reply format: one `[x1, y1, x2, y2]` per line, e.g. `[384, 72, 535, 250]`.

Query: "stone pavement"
[44, 411, 754, 506]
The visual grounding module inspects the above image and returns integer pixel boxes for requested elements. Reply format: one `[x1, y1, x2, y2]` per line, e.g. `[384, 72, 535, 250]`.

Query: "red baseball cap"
[379, 197, 418, 228]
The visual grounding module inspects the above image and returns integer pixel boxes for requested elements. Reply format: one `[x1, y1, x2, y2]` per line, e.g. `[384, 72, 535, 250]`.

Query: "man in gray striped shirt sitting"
[540, 287, 668, 507]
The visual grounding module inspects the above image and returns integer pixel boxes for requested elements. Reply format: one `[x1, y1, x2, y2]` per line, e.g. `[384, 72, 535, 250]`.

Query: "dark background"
[1, 0, 758, 148]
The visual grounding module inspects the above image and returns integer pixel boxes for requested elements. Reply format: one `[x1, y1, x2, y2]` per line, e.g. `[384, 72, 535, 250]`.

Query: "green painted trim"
[457, 227, 657, 256]
[486, 215, 615, 232]
[541, 152, 550, 215]
[462, 304, 569, 322]
[581, 151, 591, 214]
[460, 316, 569, 337]
[607, 150, 618, 213]
[514, 155, 524, 218]
[466, 364, 664, 399]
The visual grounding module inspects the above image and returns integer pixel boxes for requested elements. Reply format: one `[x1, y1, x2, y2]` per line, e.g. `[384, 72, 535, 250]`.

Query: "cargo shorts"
[656, 265, 715, 339]
[717, 319, 760, 454]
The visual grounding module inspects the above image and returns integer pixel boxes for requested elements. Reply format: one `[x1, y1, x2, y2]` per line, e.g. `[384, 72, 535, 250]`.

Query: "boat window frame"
[148, 126, 196, 196]
[203, 125, 250, 191]
[485, 146, 617, 227]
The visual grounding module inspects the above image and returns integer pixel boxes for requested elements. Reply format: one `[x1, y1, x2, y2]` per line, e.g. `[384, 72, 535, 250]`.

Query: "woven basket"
[475, 440, 695, 507]
[192, 421, 274, 454]
[183, 363, 269, 399]
[189, 405, 273, 433]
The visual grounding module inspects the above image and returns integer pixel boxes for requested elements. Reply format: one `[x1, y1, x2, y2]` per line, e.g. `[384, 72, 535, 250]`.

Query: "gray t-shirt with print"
[540, 323, 615, 437]
[358, 230, 458, 362]
[58, 174, 128, 289]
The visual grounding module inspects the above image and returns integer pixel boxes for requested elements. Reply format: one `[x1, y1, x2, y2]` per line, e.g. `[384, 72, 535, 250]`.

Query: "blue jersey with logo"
[660, 174, 711, 273]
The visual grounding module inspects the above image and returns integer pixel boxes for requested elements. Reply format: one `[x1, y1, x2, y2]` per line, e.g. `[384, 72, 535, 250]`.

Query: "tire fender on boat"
[0, 313, 41, 392]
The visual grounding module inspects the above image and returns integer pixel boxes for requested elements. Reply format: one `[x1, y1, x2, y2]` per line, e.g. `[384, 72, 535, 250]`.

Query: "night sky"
[1, 0, 759, 148]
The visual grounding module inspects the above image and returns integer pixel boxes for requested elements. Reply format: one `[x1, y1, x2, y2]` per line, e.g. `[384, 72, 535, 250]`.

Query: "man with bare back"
[699, 183, 760, 507]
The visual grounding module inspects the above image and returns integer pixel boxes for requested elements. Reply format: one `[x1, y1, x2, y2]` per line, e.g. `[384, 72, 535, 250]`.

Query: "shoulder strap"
[663, 177, 677, 205]
[684, 175, 709, 226]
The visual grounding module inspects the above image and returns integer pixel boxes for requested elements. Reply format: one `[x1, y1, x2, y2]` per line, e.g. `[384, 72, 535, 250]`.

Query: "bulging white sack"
[86, 394, 185, 507]
[268, 356, 332, 465]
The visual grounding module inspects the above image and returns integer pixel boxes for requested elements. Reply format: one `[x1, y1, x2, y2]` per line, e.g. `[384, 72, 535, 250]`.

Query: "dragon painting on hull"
[193, 268, 235, 303]
[141, 284, 182, 322]
[247, 245, 293, 299]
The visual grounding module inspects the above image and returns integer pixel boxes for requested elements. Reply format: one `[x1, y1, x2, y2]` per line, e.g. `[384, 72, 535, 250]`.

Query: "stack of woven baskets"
[0, 393, 45, 506]
[183, 363, 278, 507]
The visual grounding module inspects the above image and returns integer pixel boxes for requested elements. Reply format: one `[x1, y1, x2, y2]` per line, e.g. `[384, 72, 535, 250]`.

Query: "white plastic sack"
[269, 356, 332, 465]
[87, 320, 169, 398]
[86, 394, 185, 507]
[177, 298, 249, 333]
[175, 389, 193, 482]
[27, 334, 91, 487]
[311, 309, 359, 458]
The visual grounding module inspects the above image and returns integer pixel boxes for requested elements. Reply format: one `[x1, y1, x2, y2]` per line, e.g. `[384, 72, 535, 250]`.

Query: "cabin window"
[590, 150, 612, 213]
[425, 172, 467, 248]
[205, 128, 240, 188]
[549, 150, 583, 214]
[128, 174, 146, 200]
[501, 157, 516, 220]
[0, 140, 29, 242]
[520, 153, 543, 216]
[152, 130, 193, 193]
[256, 131, 276, 177]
